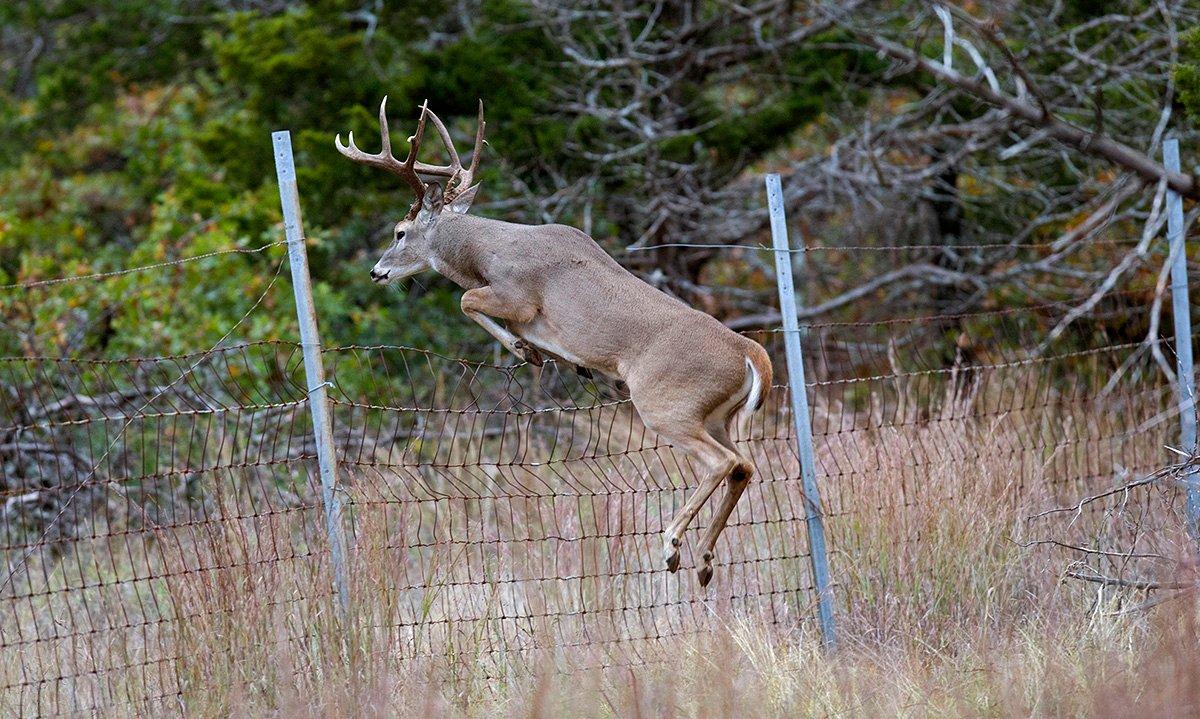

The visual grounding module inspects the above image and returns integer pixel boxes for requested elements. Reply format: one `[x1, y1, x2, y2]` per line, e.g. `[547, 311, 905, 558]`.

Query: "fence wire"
[0, 235, 1194, 716]
[323, 346, 814, 675]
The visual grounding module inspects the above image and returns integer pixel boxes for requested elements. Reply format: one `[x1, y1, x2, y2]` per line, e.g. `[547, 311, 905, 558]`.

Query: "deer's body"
[338, 99, 772, 586]
[436, 213, 765, 379]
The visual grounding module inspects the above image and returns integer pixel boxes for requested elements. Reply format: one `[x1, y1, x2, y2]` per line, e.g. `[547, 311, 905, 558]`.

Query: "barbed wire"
[0, 339, 299, 362]
[782, 285, 1158, 330]
[622, 236, 1146, 254]
[809, 338, 1158, 385]
[0, 241, 286, 291]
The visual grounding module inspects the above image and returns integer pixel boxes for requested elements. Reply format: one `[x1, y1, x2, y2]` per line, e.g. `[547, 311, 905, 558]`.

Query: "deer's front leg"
[460, 287, 542, 365]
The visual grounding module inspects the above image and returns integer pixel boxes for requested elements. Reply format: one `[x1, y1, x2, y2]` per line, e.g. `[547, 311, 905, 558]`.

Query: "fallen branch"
[1065, 570, 1195, 591]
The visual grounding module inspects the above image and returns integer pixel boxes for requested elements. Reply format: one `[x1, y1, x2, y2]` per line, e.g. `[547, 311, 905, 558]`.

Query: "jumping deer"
[336, 99, 773, 587]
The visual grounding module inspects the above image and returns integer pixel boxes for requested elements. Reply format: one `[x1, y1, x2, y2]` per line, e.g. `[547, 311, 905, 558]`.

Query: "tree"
[1, 0, 1198, 371]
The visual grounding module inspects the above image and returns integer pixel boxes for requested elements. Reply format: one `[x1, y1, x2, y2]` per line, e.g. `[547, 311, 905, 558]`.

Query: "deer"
[336, 98, 773, 587]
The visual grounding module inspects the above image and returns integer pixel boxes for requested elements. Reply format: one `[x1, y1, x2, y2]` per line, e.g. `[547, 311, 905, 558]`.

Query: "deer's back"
[470, 220, 753, 381]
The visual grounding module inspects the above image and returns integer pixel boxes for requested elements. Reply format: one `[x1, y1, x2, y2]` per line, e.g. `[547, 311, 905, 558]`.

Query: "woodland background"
[6, 4, 1200, 714]
[2, 0, 1199, 368]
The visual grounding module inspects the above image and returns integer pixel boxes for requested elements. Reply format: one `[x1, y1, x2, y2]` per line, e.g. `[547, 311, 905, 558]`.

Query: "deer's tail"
[740, 343, 772, 421]
[728, 344, 772, 442]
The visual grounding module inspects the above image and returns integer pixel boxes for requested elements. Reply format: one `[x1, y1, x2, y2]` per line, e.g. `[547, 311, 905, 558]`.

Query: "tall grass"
[3, 364, 1197, 717]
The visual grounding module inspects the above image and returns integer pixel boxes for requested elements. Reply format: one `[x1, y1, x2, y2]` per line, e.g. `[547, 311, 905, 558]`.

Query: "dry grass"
[165, 578, 1200, 719]
[4, 365, 1199, 717]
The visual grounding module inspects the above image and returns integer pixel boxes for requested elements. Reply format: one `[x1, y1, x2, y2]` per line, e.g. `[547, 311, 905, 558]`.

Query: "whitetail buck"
[336, 99, 772, 586]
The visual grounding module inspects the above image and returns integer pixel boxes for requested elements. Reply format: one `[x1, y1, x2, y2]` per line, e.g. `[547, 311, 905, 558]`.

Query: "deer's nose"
[370, 268, 390, 283]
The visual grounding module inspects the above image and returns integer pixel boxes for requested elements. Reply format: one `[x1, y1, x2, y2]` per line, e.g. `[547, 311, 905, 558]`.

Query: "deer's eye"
[395, 230, 405, 241]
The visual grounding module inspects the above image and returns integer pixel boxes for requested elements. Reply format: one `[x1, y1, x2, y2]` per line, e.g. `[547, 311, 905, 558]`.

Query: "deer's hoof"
[698, 551, 714, 588]
[514, 341, 544, 367]
[664, 536, 681, 573]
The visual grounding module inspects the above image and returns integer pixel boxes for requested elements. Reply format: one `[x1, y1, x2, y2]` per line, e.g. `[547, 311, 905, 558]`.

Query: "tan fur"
[372, 208, 773, 587]
[345, 101, 771, 586]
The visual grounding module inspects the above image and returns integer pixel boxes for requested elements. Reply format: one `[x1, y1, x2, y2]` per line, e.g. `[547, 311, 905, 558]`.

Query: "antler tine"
[408, 106, 458, 182]
[458, 99, 487, 191]
[402, 100, 429, 170]
[419, 107, 461, 175]
[396, 100, 431, 219]
[411, 100, 487, 199]
[335, 97, 486, 212]
[377, 96, 392, 157]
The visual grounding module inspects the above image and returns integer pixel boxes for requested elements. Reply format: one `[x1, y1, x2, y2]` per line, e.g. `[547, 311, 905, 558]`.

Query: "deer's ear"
[446, 184, 479, 214]
[419, 182, 444, 223]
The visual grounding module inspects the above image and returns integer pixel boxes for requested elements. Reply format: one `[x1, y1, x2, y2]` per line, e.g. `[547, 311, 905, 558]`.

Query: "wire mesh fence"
[325, 346, 815, 675]
[1, 197, 1196, 715]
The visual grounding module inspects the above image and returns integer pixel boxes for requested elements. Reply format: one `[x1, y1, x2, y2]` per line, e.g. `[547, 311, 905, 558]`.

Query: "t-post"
[765, 173, 837, 648]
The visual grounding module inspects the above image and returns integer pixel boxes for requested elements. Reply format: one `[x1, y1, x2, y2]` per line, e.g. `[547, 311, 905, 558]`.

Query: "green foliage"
[1178, 26, 1200, 123]
[0, 0, 561, 363]
[0, 1, 209, 146]
[11, 1, 1171, 371]
[685, 32, 882, 174]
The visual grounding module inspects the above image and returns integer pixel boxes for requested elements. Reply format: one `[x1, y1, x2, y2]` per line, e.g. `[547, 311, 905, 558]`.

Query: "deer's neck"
[428, 214, 501, 290]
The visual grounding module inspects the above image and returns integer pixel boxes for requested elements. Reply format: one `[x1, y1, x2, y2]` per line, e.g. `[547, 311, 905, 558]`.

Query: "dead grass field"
[4, 362, 1199, 717]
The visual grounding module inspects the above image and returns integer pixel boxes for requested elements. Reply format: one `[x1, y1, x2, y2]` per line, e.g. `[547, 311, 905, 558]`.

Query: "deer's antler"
[335, 98, 486, 217]
[421, 100, 487, 201]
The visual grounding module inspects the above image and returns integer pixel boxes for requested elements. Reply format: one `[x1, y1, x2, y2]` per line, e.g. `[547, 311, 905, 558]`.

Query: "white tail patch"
[741, 356, 765, 420]
[734, 357, 763, 429]
[722, 356, 764, 441]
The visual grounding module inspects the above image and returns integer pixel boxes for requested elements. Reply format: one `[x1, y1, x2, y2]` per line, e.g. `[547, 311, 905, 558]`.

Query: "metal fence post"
[764, 173, 837, 648]
[272, 131, 350, 612]
[1164, 138, 1200, 541]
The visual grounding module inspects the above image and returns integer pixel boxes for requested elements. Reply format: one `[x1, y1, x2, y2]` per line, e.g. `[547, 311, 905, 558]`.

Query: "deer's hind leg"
[627, 384, 741, 576]
[626, 340, 757, 583]
[656, 431, 741, 575]
[694, 422, 754, 587]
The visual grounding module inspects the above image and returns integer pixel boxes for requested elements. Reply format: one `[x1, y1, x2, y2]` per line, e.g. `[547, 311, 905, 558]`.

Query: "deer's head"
[335, 98, 485, 284]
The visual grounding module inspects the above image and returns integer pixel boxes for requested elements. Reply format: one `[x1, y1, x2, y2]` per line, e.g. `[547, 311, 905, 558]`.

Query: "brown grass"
[3, 366, 1198, 717]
